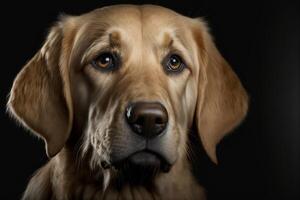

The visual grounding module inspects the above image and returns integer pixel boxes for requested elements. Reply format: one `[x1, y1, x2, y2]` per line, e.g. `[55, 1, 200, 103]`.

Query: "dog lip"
[128, 151, 161, 167]
[112, 149, 172, 173]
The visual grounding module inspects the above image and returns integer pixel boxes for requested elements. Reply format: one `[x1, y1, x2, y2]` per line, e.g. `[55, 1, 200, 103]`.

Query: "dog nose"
[125, 102, 168, 138]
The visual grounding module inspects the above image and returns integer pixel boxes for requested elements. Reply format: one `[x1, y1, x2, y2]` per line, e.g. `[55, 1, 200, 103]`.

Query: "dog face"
[8, 5, 248, 184]
[71, 6, 200, 175]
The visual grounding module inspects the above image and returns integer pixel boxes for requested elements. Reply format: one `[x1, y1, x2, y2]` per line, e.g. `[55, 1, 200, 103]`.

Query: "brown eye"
[91, 52, 119, 71]
[164, 54, 185, 73]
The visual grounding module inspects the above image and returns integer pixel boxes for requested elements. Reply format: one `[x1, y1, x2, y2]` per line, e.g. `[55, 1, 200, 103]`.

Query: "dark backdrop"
[1, 0, 299, 199]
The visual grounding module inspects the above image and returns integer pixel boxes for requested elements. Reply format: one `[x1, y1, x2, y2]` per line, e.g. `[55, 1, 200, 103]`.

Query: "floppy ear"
[7, 22, 73, 157]
[192, 19, 248, 163]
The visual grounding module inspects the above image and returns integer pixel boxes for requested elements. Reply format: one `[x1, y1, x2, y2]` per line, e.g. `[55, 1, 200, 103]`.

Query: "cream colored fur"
[8, 5, 248, 200]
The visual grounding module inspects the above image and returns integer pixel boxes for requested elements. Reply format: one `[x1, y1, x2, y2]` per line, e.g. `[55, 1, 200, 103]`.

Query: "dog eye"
[91, 52, 119, 71]
[164, 54, 185, 73]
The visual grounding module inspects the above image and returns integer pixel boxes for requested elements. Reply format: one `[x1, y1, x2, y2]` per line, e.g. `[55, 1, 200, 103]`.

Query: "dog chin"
[102, 150, 172, 186]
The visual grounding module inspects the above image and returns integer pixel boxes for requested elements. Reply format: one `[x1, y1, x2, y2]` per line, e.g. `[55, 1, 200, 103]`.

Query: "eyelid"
[85, 47, 111, 65]
[162, 51, 190, 74]
[90, 51, 121, 72]
[169, 46, 194, 71]
[168, 50, 189, 65]
[82, 45, 120, 67]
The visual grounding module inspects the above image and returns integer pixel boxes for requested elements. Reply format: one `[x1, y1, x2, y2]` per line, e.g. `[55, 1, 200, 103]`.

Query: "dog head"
[8, 5, 248, 184]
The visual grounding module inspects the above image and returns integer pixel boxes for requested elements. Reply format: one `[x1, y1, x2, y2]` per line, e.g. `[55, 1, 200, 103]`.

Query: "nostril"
[155, 117, 164, 125]
[135, 116, 145, 126]
[156, 116, 167, 125]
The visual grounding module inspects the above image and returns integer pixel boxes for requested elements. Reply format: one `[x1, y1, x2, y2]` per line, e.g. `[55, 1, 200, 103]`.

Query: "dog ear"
[7, 21, 73, 157]
[192, 19, 248, 163]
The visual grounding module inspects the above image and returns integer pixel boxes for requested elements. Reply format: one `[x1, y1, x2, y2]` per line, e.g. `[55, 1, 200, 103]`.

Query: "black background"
[1, 0, 299, 199]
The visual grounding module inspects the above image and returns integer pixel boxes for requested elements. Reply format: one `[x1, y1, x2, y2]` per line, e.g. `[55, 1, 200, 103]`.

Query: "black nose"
[125, 102, 168, 138]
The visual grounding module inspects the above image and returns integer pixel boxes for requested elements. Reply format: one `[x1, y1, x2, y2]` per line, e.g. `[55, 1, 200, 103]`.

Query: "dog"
[8, 4, 248, 200]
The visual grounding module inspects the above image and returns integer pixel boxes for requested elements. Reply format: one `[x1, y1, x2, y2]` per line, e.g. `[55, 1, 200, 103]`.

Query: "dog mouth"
[115, 150, 171, 171]
[102, 150, 171, 185]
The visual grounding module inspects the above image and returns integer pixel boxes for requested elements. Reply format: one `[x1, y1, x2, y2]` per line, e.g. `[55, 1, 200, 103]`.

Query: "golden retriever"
[8, 4, 248, 200]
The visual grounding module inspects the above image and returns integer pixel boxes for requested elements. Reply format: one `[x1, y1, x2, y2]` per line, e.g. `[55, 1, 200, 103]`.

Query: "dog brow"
[162, 32, 173, 48]
[81, 31, 121, 65]
[161, 31, 188, 52]
[159, 31, 193, 69]
[109, 32, 121, 48]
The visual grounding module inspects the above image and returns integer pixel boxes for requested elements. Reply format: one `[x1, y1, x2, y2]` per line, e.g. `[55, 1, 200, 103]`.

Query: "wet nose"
[125, 102, 168, 138]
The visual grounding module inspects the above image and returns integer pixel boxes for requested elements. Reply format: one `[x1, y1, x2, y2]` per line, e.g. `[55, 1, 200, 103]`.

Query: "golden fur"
[8, 5, 248, 200]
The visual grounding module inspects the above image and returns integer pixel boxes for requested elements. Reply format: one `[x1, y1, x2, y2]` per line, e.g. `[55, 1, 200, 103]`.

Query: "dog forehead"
[82, 5, 185, 37]
[87, 4, 182, 21]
